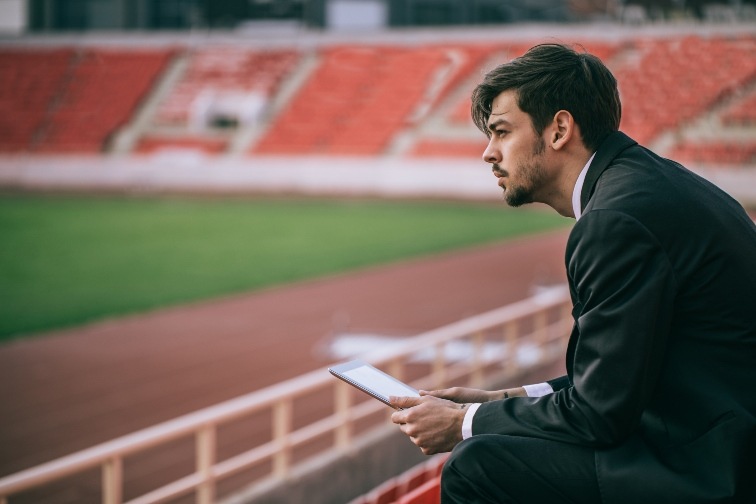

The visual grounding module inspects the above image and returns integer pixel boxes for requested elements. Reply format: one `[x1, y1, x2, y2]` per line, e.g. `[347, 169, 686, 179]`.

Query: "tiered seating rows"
[2, 36, 754, 160]
[0, 49, 73, 152]
[616, 36, 756, 144]
[252, 45, 468, 155]
[154, 48, 299, 125]
[39, 50, 173, 153]
[0, 48, 172, 153]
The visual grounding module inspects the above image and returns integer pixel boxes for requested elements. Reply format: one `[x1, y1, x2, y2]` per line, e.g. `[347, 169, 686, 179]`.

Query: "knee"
[442, 436, 492, 485]
[441, 436, 498, 501]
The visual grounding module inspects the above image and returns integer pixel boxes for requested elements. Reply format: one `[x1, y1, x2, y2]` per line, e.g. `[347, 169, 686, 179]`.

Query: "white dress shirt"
[461, 152, 596, 440]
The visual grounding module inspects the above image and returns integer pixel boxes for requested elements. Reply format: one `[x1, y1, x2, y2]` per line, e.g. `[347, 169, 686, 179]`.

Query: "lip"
[492, 168, 507, 188]
[492, 164, 506, 178]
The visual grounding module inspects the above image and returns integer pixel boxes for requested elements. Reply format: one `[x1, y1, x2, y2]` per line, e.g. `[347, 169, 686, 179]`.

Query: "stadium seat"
[346, 454, 448, 504]
[395, 476, 441, 504]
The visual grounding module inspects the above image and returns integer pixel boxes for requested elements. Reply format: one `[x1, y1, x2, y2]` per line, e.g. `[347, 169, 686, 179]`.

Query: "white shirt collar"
[572, 153, 596, 221]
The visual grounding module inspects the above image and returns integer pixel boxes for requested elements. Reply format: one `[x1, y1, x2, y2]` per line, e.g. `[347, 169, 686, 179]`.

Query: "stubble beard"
[503, 135, 547, 208]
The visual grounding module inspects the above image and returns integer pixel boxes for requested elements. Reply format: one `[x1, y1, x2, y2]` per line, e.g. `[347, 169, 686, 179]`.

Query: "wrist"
[492, 387, 526, 400]
[491, 390, 509, 401]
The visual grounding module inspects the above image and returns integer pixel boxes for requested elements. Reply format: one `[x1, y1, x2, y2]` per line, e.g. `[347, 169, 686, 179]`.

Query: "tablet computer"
[329, 359, 420, 408]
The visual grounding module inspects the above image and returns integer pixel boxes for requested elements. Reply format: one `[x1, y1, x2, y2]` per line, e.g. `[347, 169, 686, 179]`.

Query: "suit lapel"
[580, 131, 638, 212]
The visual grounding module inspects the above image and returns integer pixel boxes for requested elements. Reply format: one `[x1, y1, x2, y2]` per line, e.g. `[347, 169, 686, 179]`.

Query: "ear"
[549, 110, 575, 151]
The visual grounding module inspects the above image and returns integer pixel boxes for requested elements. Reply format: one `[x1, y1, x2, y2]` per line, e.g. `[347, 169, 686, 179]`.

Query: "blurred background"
[1, 1, 755, 503]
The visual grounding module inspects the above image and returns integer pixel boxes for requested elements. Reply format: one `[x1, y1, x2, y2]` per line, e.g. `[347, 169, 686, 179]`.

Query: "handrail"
[0, 285, 571, 504]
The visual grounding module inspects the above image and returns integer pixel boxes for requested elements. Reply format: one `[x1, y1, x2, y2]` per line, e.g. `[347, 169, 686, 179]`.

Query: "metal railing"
[0, 286, 572, 504]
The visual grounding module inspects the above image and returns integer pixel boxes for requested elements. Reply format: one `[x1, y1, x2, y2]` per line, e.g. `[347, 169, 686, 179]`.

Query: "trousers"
[441, 434, 602, 504]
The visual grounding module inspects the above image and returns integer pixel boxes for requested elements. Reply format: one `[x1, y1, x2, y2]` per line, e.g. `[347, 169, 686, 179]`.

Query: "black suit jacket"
[473, 131, 756, 503]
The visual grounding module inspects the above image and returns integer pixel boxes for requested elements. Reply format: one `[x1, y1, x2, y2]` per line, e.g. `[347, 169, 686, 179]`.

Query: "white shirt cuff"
[523, 382, 554, 397]
[461, 403, 481, 439]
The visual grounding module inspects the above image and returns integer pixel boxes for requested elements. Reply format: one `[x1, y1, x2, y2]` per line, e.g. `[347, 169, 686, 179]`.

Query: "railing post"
[196, 425, 216, 504]
[388, 359, 404, 419]
[561, 302, 573, 335]
[273, 399, 293, 478]
[471, 331, 484, 387]
[335, 381, 351, 449]
[102, 457, 122, 504]
[504, 320, 519, 376]
[433, 341, 446, 389]
[534, 310, 547, 348]
[388, 359, 403, 382]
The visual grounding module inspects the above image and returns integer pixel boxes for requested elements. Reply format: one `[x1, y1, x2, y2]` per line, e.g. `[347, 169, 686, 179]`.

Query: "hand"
[420, 386, 527, 403]
[389, 395, 467, 455]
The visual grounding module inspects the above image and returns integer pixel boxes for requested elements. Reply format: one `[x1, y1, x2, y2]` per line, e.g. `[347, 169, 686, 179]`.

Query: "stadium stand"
[2, 35, 754, 165]
[0, 48, 172, 153]
[0, 49, 73, 152]
[252, 44, 491, 155]
[153, 47, 299, 128]
[614, 35, 756, 145]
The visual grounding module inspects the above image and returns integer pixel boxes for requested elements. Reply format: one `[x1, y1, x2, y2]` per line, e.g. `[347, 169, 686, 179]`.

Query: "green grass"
[0, 195, 569, 340]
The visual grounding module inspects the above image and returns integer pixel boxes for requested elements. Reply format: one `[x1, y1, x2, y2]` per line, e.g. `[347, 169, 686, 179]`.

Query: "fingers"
[419, 388, 453, 399]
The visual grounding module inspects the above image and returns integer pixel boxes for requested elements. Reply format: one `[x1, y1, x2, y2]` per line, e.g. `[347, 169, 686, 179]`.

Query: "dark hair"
[471, 43, 621, 151]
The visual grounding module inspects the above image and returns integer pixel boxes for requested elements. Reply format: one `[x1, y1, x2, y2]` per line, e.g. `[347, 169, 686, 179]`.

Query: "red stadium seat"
[347, 454, 448, 504]
[395, 476, 441, 504]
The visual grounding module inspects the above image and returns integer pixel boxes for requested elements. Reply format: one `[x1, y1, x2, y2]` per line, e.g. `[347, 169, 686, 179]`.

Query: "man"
[390, 43, 756, 503]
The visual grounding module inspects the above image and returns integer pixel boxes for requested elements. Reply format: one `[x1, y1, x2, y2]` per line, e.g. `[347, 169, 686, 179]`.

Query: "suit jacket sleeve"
[473, 209, 678, 447]
[547, 376, 570, 391]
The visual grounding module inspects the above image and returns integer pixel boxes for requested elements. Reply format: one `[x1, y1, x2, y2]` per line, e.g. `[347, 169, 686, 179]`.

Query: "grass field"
[0, 195, 570, 341]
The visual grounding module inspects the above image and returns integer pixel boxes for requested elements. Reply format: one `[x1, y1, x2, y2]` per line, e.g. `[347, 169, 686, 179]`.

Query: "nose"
[482, 137, 501, 165]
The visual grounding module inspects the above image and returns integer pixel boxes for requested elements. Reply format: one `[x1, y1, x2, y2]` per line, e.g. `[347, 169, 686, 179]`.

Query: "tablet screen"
[341, 364, 420, 401]
[329, 359, 420, 406]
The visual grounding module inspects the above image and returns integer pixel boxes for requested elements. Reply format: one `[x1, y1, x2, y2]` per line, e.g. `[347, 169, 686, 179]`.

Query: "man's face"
[483, 90, 550, 207]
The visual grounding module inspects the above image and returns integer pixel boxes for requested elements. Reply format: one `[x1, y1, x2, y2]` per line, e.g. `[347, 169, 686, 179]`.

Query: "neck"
[541, 150, 592, 218]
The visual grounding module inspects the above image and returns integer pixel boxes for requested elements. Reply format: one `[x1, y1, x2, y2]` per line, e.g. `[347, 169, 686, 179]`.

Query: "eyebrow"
[487, 117, 512, 131]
